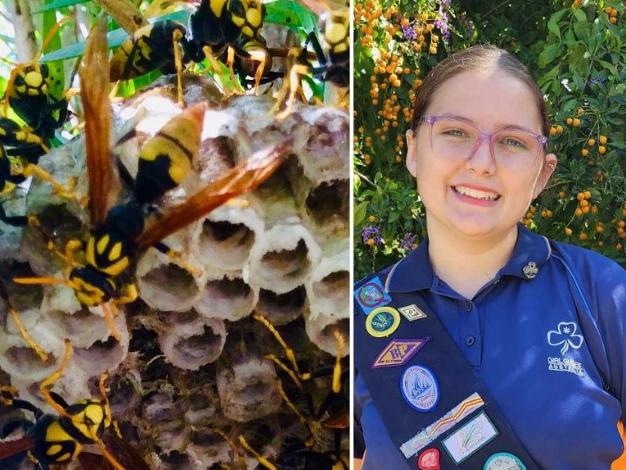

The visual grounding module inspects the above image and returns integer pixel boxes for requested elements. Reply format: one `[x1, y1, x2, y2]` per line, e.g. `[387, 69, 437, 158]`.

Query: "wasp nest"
[0, 86, 349, 468]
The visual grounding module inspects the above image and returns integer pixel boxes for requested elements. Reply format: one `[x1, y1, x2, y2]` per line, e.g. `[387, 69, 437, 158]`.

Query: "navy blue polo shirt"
[355, 224, 626, 469]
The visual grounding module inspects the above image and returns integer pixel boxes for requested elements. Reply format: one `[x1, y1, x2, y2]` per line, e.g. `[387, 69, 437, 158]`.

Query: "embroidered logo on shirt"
[354, 277, 392, 314]
[398, 304, 427, 321]
[441, 411, 499, 464]
[546, 321, 585, 377]
[522, 261, 538, 279]
[400, 365, 439, 412]
[547, 321, 584, 355]
[484, 452, 526, 470]
[371, 338, 429, 369]
[400, 392, 485, 458]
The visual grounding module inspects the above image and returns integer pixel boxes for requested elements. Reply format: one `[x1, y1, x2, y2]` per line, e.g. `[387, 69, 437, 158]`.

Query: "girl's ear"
[532, 153, 557, 199]
[406, 129, 417, 177]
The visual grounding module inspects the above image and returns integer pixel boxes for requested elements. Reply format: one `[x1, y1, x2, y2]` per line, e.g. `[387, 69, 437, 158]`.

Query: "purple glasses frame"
[421, 114, 549, 164]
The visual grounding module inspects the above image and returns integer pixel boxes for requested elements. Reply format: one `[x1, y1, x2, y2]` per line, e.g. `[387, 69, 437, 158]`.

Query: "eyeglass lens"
[429, 118, 542, 167]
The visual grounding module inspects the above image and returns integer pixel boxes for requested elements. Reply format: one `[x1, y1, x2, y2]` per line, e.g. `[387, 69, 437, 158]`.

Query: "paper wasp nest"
[0, 85, 349, 468]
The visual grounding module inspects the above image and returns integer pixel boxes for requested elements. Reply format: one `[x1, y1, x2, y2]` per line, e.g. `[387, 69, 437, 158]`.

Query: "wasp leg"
[39, 339, 73, 418]
[253, 313, 308, 380]
[276, 379, 317, 441]
[274, 64, 310, 120]
[153, 241, 203, 277]
[8, 308, 48, 363]
[264, 353, 304, 388]
[101, 303, 123, 342]
[21, 164, 81, 207]
[115, 283, 138, 305]
[238, 435, 278, 470]
[172, 29, 184, 106]
[331, 329, 345, 394]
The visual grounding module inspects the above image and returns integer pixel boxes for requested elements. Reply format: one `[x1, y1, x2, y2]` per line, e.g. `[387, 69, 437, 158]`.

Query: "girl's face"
[406, 68, 557, 239]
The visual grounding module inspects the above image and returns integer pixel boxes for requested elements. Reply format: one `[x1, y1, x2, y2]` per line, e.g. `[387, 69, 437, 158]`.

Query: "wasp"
[275, 7, 349, 117]
[0, 340, 148, 470]
[2, 17, 74, 146]
[14, 18, 291, 351]
[109, 0, 268, 101]
[238, 314, 349, 469]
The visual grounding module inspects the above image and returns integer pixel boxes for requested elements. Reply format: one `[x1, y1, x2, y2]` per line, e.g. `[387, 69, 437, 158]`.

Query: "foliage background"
[354, 0, 626, 279]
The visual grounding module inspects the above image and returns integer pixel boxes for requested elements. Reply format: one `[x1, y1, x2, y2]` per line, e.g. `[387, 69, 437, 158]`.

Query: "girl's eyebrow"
[438, 113, 542, 135]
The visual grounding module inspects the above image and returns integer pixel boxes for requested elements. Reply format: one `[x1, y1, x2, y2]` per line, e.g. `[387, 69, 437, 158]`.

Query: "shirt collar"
[386, 223, 552, 294]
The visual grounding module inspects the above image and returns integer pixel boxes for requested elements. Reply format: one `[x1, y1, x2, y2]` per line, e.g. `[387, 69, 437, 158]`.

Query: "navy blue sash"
[355, 272, 541, 469]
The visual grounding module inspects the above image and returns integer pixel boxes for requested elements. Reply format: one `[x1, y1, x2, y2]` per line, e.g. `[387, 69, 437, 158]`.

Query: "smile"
[452, 185, 501, 201]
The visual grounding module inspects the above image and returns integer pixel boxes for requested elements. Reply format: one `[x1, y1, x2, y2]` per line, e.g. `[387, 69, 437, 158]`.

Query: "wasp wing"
[136, 140, 292, 250]
[0, 436, 33, 461]
[77, 433, 150, 470]
[80, 17, 114, 226]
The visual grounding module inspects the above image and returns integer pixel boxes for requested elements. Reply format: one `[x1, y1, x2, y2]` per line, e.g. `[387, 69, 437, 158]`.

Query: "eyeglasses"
[421, 114, 548, 170]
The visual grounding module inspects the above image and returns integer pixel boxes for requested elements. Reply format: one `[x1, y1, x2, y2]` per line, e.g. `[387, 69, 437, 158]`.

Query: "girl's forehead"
[426, 68, 543, 133]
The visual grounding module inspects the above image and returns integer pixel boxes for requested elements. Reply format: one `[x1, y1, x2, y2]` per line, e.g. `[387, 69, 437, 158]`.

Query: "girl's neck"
[426, 218, 518, 300]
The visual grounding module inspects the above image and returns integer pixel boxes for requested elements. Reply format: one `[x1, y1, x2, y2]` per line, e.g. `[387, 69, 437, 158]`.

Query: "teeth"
[454, 185, 499, 200]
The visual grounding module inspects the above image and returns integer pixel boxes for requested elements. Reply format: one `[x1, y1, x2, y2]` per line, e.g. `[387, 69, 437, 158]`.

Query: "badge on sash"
[365, 306, 401, 337]
[371, 338, 429, 369]
[418, 448, 440, 470]
[442, 411, 498, 464]
[400, 365, 439, 412]
[355, 277, 392, 314]
[484, 453, 526, 470]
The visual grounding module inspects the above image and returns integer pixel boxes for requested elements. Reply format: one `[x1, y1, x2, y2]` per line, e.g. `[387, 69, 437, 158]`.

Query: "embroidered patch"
[547, 357, 585, 376]
[547, 321, 583, 355]
[371, 338, 429, 369]
[400, 365, 439, 412]
[365, 306, 400, 338]
[354, 277, 392, 314]
[398, 304, 427, 321]
[400, 392, 485, 459]
[418, 448, 440, 470]
[442, 411, 498, 464]
[484, 452, 526, 470]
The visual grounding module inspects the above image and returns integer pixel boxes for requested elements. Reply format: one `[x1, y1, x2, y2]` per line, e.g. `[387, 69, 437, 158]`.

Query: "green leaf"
[354, 201, 369, 227]
[33, 0, 90, 13]
[573, 8, 587, 22]
[43, 3, 65, 100]
[538, 44, 561, 68]
[547, 9, 567, 39]
[265, 0, 318, 32]
[573, 20, 590, 41]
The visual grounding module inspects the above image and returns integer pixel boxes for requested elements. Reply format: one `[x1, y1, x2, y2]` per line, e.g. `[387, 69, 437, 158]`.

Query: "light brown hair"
[410, 44, 550, 137]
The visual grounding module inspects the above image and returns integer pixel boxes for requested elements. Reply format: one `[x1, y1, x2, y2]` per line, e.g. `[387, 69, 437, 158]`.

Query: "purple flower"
[402, 25, 417, 40]
[439, 0, 451, 7]
[587, 77, 607, 86]
[400, 233, 417, 250]
[434, 9, 451, 41]
[361, 225, 382, 245]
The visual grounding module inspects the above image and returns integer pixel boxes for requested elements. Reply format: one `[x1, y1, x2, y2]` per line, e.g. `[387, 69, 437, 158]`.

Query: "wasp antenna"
[238, 435, 278, 470]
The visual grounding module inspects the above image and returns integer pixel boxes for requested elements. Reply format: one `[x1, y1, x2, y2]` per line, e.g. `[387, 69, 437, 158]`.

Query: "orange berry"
[566, 117, 573, 125]
[559, 191, 566, 198]
[556, 125, 564, 134]
[546, 210, 553, 218]
[367, 238, 376, 247]
[429, 46, 437, 54]
[582, 205, 590, 214]
[584, 191, 591, 199]
[610, 16, 618, 24]
[598, 145, 607, 154]
[596, 224, 605, 233]
[368, 215, 376, 222]
[395, 155, 402, 162]
[599, 135, 608, 144]
[587, 138, 596, 146]
[580, 199, 589, 208]
[565, 227, 573, 236]
[579, 232, 588, 241]
[550, 127, 557, 137]
[431, 34, 439, 42]
[575, 208, 583, 217]
[581, 148, 589, 157]
[401, 18, 410, 27]
[591, 205, 598, 215]
[576, 107, 585, 116]
[617, 243, 624, 251]
[364, 154, 372, 164]
[572, 118, 581, 127]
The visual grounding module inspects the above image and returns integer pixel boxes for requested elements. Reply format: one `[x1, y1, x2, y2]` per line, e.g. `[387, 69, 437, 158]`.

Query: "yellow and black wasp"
[109, 0, 269, 100]
[14, 17, 291, 349]
[2, 18, 74, 146]
[238, 314, 349, 470]
[0, 340, 149, 470]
